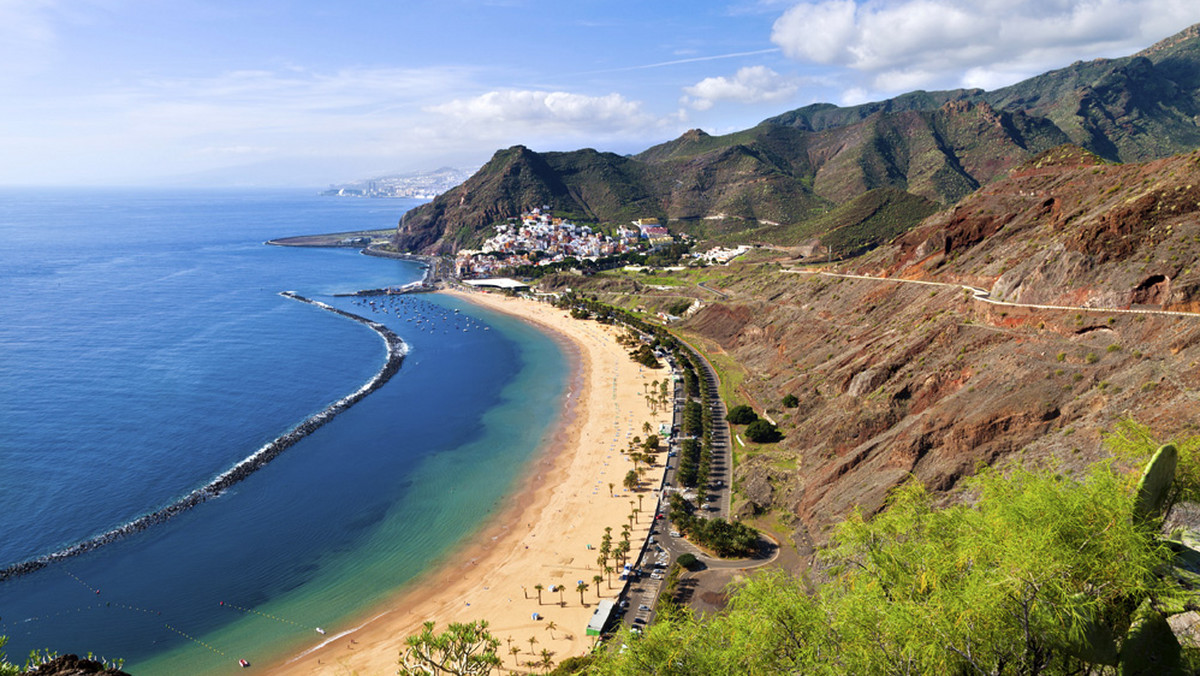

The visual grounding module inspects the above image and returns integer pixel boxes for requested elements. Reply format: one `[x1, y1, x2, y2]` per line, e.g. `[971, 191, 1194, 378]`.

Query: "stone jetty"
[0, 293, 407, 582]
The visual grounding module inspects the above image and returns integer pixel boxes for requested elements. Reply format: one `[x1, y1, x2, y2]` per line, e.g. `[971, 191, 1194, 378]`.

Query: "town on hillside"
[455, 209, 673, 277]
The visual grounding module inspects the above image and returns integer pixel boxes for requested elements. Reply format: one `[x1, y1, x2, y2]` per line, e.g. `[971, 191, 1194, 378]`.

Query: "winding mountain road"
[783, 269, 1200, 319]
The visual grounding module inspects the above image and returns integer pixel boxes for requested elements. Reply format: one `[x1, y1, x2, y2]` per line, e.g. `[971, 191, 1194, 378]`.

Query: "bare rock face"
[670, 148, 1200, 541]
[20, 655, 131, 676]
[738, 470, 775, 516]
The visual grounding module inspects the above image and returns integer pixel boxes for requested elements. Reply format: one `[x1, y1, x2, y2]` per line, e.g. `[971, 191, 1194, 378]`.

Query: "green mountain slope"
[394, 23, 1200, 255]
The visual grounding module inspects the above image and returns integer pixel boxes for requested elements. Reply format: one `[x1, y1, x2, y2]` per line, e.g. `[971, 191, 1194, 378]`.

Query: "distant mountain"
[394, 23, 1200, 255]
[323, 166, 476, 199]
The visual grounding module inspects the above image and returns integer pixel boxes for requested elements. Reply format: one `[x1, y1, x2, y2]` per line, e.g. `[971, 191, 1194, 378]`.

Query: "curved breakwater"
[0, 292, 408, 582]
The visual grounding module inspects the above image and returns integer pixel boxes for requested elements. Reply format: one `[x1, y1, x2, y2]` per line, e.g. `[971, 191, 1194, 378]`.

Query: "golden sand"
[265, 289, 670, 674]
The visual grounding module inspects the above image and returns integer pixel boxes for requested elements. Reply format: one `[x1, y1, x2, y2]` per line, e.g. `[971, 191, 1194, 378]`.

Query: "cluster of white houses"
[454, 209, 671, 278]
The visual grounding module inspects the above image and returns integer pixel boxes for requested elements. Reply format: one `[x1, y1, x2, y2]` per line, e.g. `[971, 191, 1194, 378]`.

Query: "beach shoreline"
[264, 289, 670, 675]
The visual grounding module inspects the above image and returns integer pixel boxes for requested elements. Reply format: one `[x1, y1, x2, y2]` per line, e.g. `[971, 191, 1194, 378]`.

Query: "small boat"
[239, 658, 250, 668]
[316, 627, 326, 635]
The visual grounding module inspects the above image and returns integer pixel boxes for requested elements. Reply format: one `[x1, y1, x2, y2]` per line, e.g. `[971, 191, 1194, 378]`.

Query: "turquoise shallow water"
[0, 190, 567, 673]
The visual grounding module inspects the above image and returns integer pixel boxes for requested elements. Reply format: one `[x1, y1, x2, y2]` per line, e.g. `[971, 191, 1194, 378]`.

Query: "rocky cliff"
[558, 143, 1200, 558]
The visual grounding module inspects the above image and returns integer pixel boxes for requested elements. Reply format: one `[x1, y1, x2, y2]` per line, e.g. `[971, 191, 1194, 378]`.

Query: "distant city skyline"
[4, 1, 1200, 187]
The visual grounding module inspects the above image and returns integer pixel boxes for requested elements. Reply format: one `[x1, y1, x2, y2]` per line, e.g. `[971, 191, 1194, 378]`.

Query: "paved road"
[615, 336, 758, 631]
[784, 269, 1200, 319]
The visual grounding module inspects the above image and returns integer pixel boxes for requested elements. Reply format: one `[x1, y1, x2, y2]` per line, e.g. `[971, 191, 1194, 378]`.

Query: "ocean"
[0, 189, 567, 673]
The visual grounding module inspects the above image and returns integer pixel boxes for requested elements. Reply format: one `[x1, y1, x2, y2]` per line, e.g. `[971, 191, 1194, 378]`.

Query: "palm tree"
[576, 581, 589, 605]
[544, 620, 557, 640]
[509, 644, 521, 666]
[557, 583, 565, 606]
[592, 574, 603, 598]
[632, 508, 640, 524]
[637, 494, 644, 511]
[534, 583, 544, 605]
[608, 482, 615, 497]
[540, 648, 554, 673]
[643, 419, 653, 436]
[604, 565, 614, 587]
[623, 470, 638, 492]
[527, 635, 538, 655]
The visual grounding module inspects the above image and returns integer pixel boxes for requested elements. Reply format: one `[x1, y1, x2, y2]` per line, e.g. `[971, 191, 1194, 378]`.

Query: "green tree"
[593, 574, 604, 597]
[591, 462, 1184, 675]
[744, 419, 781, 443]
[398, 620, 502, 676]
[782, 393, 799, 408]
[577, 581, 590, 605]
[623, 469, 639, 492]
[725, 405, 757, 425]
[533, 583, 544, 605]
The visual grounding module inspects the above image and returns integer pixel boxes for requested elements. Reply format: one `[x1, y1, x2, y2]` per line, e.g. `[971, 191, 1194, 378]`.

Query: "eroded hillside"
[557, 145, 1200, 560]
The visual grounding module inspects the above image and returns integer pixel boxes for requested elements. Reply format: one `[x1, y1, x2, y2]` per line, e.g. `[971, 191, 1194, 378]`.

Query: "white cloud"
[0, 65, 687, 185]
[770, 0, 1200, 96]
[681, 66, 801, 110]
[425, 90, 666, 138]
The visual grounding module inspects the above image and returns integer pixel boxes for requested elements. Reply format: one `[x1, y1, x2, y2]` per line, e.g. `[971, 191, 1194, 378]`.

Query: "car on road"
[670, 530, 680, 537]
[638, 604, 651, 611]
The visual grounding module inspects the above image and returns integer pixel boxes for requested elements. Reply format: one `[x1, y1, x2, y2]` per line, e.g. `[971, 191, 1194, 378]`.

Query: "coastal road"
[676, 338, 733, 520]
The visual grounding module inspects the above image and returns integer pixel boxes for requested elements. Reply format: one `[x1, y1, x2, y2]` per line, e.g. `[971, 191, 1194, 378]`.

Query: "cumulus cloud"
[770, 0, 1200, 95]
[681, 66, 801, 110]
[426, 90, 664, 137]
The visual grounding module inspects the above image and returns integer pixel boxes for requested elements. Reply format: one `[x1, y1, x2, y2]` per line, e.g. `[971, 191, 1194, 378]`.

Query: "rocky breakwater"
[0, 293, 408, 582]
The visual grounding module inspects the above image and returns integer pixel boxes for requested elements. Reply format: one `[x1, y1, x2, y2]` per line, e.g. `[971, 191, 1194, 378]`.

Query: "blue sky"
[5, 0, 1200, 187]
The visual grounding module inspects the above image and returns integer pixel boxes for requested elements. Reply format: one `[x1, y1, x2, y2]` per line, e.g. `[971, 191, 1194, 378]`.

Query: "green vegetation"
[781, 393, 799, 408]
[725, 405, 757, 425]
[398, 620, 502, 675]
[629, 344, 661, 369]
[0, 637, 17, 676]
[593, 454, 1198, 675]
[744, 419, 781, 443]
[667, 494, 758, 558]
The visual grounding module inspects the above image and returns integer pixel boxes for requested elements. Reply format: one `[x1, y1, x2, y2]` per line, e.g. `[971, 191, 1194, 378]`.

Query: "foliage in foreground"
[398, 620, 501, 676]
[591, 461, 1194, 675]
[0, 637, 17, 676]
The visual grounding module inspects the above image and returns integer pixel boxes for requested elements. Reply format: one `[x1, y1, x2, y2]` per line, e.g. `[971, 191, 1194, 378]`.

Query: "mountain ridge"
[394, 23, 1200, 255]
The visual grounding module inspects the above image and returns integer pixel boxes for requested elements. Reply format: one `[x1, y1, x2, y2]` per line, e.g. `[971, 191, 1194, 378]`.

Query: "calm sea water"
[0, 189, 567, 673]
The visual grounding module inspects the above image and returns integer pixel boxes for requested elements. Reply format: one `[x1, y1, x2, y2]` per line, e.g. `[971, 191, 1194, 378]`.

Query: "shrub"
[782, 394, 800, 408]
[745, 419, 781, 443]
[726, 405, 758, 425]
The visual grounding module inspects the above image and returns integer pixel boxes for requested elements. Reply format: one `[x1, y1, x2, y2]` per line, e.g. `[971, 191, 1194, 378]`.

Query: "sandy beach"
[265, 289, 671, 674]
